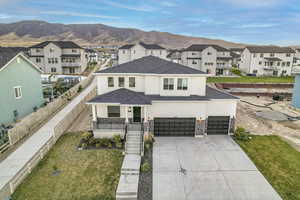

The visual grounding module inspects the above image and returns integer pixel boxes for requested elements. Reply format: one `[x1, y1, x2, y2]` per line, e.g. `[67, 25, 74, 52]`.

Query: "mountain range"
[0, 20, 247, 49]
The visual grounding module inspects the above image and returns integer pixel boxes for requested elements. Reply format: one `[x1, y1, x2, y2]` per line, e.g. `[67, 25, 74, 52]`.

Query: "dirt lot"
[236, 96, 300, 151]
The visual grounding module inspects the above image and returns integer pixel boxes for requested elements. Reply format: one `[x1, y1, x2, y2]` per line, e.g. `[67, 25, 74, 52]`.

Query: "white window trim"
[14, 86, 22, 99]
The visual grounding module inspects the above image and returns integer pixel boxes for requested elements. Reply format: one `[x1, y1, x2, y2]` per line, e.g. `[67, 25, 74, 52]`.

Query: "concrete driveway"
[153, 136, 282, 200]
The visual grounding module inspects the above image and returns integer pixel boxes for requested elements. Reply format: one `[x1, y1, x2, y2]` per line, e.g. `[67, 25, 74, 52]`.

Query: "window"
[72, 49, 77, 53]
[49, 48, 54, 53]
[160, 51, 162, 55]
[51, 68, 56, 73]
[270, 53, 275, 57]
[277, 62, 280, 66]
[287, 62, 290, 66]
[70, 68, 75, 74]
[123, 50, 126, 54]
[129, 77, 135, 88]
[55, 58, 58, 63]
[177, 78, 188, 90]
[282, 62, 286, 66]
[206, 69, 211, 74]
[259, 61, 262, 65]
[151, 50, 153, 55]
[207, 52, 212, 55]
[286, 53, 291, 57]
[192, 52, 197, 55]
[36, 58, 41, 63]
[163, 78, 174, 90]
[108, 77, 114, 87]
[36, 49, 41, 53]
[260, 53, 264, 58]
[107, 106, 120, 117]
[14, 86, 22, 99]
[253, 70, 258, 74]
[118, 77, 125, 87]
[192, 60, 197, 64]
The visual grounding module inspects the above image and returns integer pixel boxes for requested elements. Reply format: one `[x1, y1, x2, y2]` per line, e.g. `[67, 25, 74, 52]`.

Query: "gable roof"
[246, 46, 295, 53]
[96, 56, 206, 75]
[87, 86, 238, 105]
[119, 42, 165, 50]
[230, 48, 244, 52]
[185, 44, 230, 52]
[30, 41, 82, 49]
[0, 47, 29, 70]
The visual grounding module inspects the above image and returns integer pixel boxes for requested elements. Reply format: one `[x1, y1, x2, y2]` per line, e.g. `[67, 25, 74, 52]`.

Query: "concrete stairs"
[125, 131, 142, 155]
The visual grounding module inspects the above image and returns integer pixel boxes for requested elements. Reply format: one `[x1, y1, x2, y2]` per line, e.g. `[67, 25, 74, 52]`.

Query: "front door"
[133, 107, 141, 122]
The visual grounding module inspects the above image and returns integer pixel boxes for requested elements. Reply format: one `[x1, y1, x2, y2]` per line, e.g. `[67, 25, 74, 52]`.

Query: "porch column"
[125, 106, 129, 123]
[144, 106, 147, 122]
[92, 104, 97, 122]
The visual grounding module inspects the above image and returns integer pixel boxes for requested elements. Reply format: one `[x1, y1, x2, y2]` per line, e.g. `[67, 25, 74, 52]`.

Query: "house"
[29, 41, 88, 74]
[87, 56, 238, 138]
[167, 49, 183, 64]
[292, 48, 300, 68]
[0, 48, 44, 124]
[240, 46, 295, 76]
[181, 44, 233, 76]
[85, 48, 98, 63]
[118, 42, 167, 64]
[230, 51, 241, 67]
[230, 48, 244, 55]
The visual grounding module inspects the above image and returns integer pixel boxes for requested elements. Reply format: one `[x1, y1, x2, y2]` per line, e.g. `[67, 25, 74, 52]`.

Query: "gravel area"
[138, 148, 152, 200]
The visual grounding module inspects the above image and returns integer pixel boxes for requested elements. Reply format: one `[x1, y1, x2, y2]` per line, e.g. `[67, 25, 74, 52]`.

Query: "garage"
[154, 118, 196, 136]
[207, 116, 230, 135]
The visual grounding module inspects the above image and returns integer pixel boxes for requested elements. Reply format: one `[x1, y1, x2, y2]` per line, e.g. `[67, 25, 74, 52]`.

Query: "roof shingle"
[246, 46, 295, 53]
[30, 41, 82, 49]
[96, 56, 206, 74]
[185, 44, 230, 52]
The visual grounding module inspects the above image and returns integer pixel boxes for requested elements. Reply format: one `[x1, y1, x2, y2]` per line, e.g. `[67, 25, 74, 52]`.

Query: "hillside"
[0, 20, 245, 48]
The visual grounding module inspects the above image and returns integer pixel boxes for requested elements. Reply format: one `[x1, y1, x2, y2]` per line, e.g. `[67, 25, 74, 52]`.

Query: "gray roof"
[185, 44, 230, 52]
[230, 48, 244, 52]
[96, 56, 206, 74]
[0, 47, 24, 69]
[88, 86, 238, 104]
[119, 42, 165, 50]
[30, 41, 82, 49]
[246, 46, 295, 53]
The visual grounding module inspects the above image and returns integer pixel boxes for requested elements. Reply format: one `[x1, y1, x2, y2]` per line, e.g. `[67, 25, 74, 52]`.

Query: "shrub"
[95, 143, 101, 148]
[77, 85, 83, 93]
[88, 137, 97, 145]
[81, 142, 88, 149]
[231, 67, 242, 76]
[141, 162, 151, 172]
[234, 127, 251, 141]
[99, 138, 111, 147]
[52, 165, 58, 172]
[82, 132, 93, 141]
[113, 135, 123, 148]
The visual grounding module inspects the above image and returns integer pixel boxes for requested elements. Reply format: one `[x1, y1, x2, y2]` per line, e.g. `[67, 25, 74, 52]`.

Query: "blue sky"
[0, 0, 300, 45]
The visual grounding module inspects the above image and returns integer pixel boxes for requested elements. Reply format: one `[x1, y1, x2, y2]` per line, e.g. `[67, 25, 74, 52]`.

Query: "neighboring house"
[230, 51, 241, 67]
[0, 48, 44, 125]
[292, 71, 300, 109]
[292, 48, 300, 68]
[230, 48, 244, 55]
[167, 49, 182, 64]
[87, 56, 238, 138]
[29, 41, 88, 75]
[240, 46, 295, 76]
[85, 48, 98, 63]
[118, 42, 167, 64]
[181, 44, 233, 76]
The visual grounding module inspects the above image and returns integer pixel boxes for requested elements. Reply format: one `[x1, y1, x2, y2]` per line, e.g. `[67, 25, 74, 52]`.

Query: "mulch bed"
[138, 148, 152, 200]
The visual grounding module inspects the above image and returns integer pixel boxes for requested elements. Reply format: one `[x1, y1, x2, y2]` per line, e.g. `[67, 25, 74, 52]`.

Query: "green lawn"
[207, 76, 294, 83]
[12, 133, 124, 200]
[236, 136, 300, 200]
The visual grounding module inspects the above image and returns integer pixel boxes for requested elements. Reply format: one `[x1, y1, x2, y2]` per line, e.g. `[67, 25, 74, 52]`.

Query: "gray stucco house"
[0, 47, 44, 125]
[29, 41, 88, 75]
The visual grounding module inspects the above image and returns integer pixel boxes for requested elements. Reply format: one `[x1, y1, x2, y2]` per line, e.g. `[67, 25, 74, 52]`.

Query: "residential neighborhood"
[0, 1, 300, 200]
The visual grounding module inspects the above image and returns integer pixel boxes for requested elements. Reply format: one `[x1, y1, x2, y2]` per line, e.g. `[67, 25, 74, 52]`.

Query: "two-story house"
[240, 46, 295, 76]
[29, 41, 88, 74]
[87, 56, 238, 138]
[181, 44, 233, 76]
[118, 42, 167, 64]
[0, 47, 44, 124]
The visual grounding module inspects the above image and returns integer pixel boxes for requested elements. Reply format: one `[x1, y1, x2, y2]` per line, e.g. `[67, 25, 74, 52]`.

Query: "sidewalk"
[0, 79, 96, 199]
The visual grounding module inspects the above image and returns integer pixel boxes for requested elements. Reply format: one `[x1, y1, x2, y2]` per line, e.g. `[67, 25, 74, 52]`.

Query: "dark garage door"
[207, 116, 230, 135]
[154, 118, 195, 136]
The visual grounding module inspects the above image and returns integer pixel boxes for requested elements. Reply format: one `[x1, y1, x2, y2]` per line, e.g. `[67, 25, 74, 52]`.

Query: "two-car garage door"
[154, 116, 230, 136]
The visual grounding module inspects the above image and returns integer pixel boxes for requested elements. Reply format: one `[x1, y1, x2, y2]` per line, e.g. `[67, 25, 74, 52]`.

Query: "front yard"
[12, 132, 124, 200]
[207, 76, 294, 83]
[236, 135, 300, 200]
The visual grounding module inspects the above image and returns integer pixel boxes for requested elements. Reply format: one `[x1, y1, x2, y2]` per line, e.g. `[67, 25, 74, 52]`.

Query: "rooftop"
[185, 44, 230, 52]
[0, 47, 27, 69]
[119, 42, 165, 50]
[30, 41, 82, 49]
[96, 55, 206, 75]
[246, 46, 295, 53]
[88, 86, 238, 105]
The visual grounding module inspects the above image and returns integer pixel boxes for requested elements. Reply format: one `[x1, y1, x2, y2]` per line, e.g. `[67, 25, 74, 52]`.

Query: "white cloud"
[101, 0, 157, 12]
[238, 23, 277, 28]
[213, 0, 281, 7]
[0, 13, 12, 19]
[41, 11, 120, 19]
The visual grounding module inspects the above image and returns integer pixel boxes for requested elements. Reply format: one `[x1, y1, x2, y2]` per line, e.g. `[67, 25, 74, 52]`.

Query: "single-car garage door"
[207, 116, 230, 135]
[154, 118, 195, 136]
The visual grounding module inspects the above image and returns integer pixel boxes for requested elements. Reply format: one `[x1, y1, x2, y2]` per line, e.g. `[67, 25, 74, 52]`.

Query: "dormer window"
[50, 48, 54, 53]
[118, 77, 125, 87]
[177, 78, 188, 90]
[129, 77, 135, 88]
[163, 78, 174, 90]
[108, 77, 114, 87]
